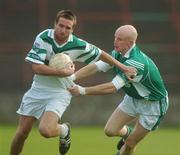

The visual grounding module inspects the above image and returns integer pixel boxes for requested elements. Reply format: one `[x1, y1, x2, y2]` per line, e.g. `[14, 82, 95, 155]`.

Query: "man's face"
[113, 30, 130, 53]
[54, 17, 74, 43]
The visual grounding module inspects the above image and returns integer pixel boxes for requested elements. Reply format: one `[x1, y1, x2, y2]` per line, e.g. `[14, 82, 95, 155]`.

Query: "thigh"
[105, 107, 135, 134]
[105, 95, 136, 133]
[39, 111, 59, 130]
[126, 121, 150, 147]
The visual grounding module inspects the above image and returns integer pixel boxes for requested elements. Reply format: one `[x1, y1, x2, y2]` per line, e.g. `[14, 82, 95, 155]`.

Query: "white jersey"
[25, 29, 102, 92]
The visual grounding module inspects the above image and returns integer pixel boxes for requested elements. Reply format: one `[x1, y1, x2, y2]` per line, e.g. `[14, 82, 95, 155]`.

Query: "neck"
[121, 43, 135, 56]
[54, 33, 68, 45]
[55, 37, 67, 45]
[121, 49, 128, 56]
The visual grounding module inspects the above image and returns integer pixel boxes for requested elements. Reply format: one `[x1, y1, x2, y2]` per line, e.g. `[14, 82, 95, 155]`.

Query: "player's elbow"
[103, 87, 117, 94]
[107, 83, 117, 93]
[109, 86, 118, 93]
[32, 63, 44, 74]
[112, 87, 118, 93]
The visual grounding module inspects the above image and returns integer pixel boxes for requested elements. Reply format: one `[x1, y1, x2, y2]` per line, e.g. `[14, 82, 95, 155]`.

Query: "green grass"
[1, 125, 180, 155]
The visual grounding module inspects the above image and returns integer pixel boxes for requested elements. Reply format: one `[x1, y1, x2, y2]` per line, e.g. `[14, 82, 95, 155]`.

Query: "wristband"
[77, 85, 86, 95]
[70, 74, 76, 81]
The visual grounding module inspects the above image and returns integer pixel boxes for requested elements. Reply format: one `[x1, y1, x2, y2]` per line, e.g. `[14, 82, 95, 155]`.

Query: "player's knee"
[39, 126, 53, 138]
[104, 126, 116, 137]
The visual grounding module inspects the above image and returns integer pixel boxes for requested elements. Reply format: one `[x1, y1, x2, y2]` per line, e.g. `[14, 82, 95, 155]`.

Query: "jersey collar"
[124, 43, 136, 58]
[49, 29, 73, 47]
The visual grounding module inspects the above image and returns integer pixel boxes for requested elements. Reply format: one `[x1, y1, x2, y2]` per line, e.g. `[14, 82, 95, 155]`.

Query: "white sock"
[59, 124, 68, 138]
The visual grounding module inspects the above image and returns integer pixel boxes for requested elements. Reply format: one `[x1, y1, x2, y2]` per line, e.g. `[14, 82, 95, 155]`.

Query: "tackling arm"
[85, 74, 125, 95]
[69, 75, 125, 96]
[100, 51, 137, 77]
[71, 59, 111, 81]
[69, 82, 117, 96]
[85, 82, 117, 95]
[73, 63, 99, 81]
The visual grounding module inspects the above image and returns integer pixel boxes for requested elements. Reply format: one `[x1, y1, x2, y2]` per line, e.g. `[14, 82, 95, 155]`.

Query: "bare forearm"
[100, 51, 127, 72]
[85, 82, 117, 95]
[32, 63, 72, 77]
[100, 51, 137, 78]
[75, 63, 98, 80]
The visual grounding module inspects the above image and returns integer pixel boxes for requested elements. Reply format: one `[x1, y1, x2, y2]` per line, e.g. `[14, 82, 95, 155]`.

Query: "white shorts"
[118, 95, 169, 131]
[17, 87, 72, 119]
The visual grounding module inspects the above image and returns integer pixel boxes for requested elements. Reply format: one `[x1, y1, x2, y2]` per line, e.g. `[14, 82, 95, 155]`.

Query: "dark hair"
[55, 10, 77, 28]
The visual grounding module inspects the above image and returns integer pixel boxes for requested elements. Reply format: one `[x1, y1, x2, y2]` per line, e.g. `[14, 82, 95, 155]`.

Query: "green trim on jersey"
[112, 46, 167, 101]
[26, 44, 47, 63]
[26, 29, 102, 65]
[151, 97, 168, 130]
[40, 30, 86, 54]
[74, 47, 99, 64]
[26, 53, 44, 63]
[32, 44, 47, 54]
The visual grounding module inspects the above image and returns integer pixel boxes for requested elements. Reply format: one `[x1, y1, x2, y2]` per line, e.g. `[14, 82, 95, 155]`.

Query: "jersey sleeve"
[111, 75, 125, 90]
[75, 40, 102, 64]
[25, 36, 47, 64]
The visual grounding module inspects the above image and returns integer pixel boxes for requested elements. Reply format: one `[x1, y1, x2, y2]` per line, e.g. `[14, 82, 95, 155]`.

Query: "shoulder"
[133, 47, 156, 68]
[129, 46, 148, 63]
[38, 29, 52, 40]
[125, 47, 146, 71]
[71, 35, 87, 47]
[32, 29, 52, 48]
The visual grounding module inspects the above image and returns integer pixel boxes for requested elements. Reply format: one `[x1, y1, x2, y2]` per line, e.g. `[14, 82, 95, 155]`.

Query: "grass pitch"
[1, 125, 179, 155]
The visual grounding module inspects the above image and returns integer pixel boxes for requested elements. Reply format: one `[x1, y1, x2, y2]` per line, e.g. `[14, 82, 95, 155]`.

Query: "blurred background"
[0, 0, 179, 127]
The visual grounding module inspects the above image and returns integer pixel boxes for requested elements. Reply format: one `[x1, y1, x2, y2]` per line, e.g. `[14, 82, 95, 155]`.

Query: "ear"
[71, 25, 75, 33]
[128, 40, 134, 48]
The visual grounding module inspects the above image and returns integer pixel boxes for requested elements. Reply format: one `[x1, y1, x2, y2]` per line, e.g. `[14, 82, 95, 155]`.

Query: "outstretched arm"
[99, 51, 137, 77]
[68, 75, 125, 96]
[71, 50, 136, 81]
[71, 60, 111, 81]
[69, 82, 117, 96]
[83, 82, 117, 95]
[72, 63, 99, 81]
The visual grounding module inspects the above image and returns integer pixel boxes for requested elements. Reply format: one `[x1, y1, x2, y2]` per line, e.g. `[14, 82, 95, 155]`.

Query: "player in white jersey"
[69, 25, 169, 155]
[10, 10, 136, 155]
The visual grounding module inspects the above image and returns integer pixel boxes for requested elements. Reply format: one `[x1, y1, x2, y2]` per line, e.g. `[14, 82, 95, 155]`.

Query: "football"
[49, 53, 72, 69]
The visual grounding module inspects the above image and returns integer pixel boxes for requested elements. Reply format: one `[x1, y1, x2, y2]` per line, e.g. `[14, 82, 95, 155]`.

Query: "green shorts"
[118, 95, 169, 131]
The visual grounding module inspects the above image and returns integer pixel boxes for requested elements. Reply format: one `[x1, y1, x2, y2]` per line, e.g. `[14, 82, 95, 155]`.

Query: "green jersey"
[112, 45, 167, 101]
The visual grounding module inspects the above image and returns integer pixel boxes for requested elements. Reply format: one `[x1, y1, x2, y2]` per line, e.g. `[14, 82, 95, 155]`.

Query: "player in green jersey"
[69, 25, 169, 155]
[10, 10, 136, 155]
